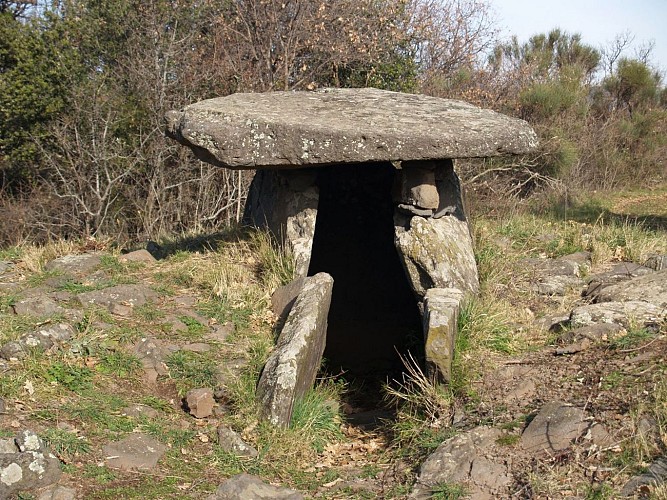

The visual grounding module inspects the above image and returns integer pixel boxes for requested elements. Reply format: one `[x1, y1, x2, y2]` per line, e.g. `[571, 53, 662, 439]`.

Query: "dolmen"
[166, 88, 537, 426]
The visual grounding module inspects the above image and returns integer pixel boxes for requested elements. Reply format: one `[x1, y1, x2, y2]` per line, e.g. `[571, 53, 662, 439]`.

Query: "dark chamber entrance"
[307, 163, 422, 383]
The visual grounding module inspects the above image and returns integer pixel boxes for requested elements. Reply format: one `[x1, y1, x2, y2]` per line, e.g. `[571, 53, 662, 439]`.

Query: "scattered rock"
[592, 269, 667, 309]
[45, 253, 103, 276]
[621, 456, 667, 497]
[12, 296, 64, 317]
[133, 337, 177, 383]
[121, 404, 160, 419]
[207, 473, 303, 500]
[119, 249, 157, 264]
[583, 262, 655, 298]
[103, 433, 167, 471]
[182, 343, 211, 353]
[257, 273, 333, 427]
[534, 313, 571, 332]
[0, 324, 76, 361]
[77, 284, 159, 315]
[186, 388, 215, 418]
[37, 485, 77, 500]
[0, 261, 12, 274]
[585, 422, 615, 448]
[207, 323, 235, 343]
[520, 254, 588, 296]
[644, 254, 667, 271]
[217, 425, 258, 458]
[520, 401, 588, 454]
[0, 430, 62, 498]
[555, 323, 625, 355]
[570, 301, 664, 328]
[410, 426, 511, 499]
[172, 295, 197, 307]
[422, 288, 464, 383]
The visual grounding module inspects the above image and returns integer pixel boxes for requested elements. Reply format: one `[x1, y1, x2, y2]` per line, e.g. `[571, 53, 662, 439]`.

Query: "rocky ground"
[0, 190, 666, 499]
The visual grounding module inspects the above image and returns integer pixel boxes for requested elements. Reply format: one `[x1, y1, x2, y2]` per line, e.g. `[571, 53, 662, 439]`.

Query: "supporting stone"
[423, 288, 465, 383]
[257, 273, 333, 427]
[395, 215, 479, 299]
[394, 162, 478, 300]
[243, 169, 319, 277]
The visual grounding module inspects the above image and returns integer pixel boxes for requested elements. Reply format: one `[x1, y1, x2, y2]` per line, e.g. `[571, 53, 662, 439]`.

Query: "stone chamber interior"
[307, 163, 422, 404]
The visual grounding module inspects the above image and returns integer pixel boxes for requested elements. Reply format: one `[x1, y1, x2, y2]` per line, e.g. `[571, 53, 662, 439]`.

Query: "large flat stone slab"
[257, 273, 333, 427]
[166, 88, 538, 169]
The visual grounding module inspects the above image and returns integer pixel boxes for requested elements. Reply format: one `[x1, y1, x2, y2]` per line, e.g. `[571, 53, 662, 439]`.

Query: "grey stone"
[182, 343, 211, 353]
[534, 313, 571, 332]
[243, 169, 318, 277]
[166, 88, 537, 170]
[570, 301, 664, 328]
[395, 214, 479, 298]
[12, 296, 64, 317]
[645, 254, 667, 271]
[423, 288, 464, 383]
[77, 284, 159, 314]
[0, 323, 76, 360]
[133, 337, 178, 383]
[119, 249, 157, 264]
[44, 253, 103, 276]
[185, 388, 215, 418]
[394, 165, 439, 210]
[410, 426, 510, 499]
[0, 261, 12, 274]
[217, 425, 258, 458]
[557, 322, 625, 347]
[207, 323, 234, 343]
[103, 433, 167, 471]
[592, 269, 667, 309]
[520, 401, 588, 453]
[0, 439, 17, 454]
[621, 456, 667, 497]
[37, 485, 77, 500]
[271, 277, 306, 321]
[121, 404, 160, 419]
[521, 255, 588, 296]
[584, 262, 655, 298]
[397, 204, 434, 217]
[257, 273, 333, 427]
[0, 431, 61, 498]
[207, 473, 303, 500]
[0, 341, 26, 360]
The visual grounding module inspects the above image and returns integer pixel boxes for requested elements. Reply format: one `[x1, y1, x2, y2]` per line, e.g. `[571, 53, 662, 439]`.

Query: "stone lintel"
[166, 88, 538, 170]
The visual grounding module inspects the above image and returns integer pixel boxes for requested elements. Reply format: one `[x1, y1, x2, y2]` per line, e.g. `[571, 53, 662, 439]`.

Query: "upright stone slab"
[423, 288, 465, 383]
[395, 215, 479, 298]
[257, 273, 333, 427]
[243, 170, 318, 277]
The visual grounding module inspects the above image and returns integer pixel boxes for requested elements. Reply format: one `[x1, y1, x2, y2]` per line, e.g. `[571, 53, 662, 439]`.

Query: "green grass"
[96, 349, 142, 377]
[430, 482, 467, 499]
[166, 351, 219, 395]
[41, 428, 91, 459]
[290, 384, 344, 452]
[608, 327, 657, 350]
[45, 361, 94, 393]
